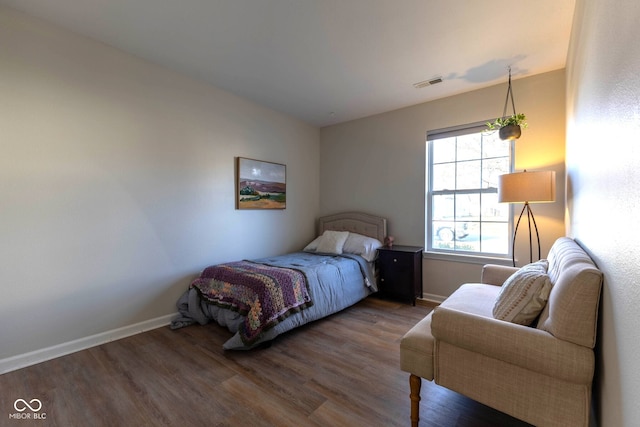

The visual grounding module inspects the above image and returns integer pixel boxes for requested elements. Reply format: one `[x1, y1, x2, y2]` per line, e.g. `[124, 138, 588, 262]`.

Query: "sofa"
[400, 237, 603, 427]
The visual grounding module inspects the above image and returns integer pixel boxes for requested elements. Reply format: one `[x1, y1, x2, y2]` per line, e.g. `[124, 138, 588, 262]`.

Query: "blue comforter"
[171, 252, 376, 349]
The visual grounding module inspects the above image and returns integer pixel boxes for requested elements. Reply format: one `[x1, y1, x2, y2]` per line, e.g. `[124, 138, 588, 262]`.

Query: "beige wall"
[0, 6, 319, 367]
[566, 0, 640, 425]
[321, 70, 566, 299]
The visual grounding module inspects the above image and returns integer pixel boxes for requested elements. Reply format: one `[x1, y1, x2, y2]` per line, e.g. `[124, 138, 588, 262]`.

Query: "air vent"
[413, 77, 443, 89]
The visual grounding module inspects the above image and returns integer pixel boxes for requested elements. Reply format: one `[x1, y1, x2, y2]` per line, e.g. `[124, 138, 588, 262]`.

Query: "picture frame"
[235, 157, 286, 210]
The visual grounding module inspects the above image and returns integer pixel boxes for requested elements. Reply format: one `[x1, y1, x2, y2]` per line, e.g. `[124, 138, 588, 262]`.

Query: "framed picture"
[236, 157, 286, 210]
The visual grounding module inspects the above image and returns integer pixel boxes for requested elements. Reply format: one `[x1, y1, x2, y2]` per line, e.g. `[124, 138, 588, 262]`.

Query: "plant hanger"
[502, 66, 517, 119]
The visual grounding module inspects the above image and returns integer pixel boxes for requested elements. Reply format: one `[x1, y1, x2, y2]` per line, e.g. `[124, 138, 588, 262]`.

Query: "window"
[426, 122, 513, 258]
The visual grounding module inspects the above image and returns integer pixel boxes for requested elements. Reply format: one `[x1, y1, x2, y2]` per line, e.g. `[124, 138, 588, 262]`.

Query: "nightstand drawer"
[379, 252, 413, 269]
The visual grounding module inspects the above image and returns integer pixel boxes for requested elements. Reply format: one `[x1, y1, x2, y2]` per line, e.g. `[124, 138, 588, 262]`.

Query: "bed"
[170, 212, 388, 350]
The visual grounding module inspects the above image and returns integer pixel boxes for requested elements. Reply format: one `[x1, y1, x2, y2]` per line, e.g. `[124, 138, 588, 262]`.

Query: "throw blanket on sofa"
[190, 261, 313, 344]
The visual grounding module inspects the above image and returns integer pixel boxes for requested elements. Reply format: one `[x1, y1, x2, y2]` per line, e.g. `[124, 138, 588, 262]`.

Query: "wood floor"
[0, 297, 532, 427]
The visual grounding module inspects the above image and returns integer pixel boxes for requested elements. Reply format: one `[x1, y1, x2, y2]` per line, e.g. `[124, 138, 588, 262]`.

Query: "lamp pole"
[512, 202, 541, 267]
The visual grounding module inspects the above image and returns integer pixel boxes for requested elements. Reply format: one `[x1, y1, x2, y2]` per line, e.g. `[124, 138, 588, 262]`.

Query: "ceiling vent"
[413, 77, 443, 89]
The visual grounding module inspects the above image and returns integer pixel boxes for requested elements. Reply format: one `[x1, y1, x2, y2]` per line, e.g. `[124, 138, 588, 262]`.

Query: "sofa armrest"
[431, 306, 594, 384]
[481, 264, 519, 286]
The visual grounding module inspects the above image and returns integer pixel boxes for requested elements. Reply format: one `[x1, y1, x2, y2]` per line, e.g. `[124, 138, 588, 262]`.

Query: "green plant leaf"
[486, 113, 527, 131]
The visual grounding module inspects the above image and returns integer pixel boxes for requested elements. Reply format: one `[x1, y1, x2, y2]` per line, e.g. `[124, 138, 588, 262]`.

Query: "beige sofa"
[400, 237, 603, 427]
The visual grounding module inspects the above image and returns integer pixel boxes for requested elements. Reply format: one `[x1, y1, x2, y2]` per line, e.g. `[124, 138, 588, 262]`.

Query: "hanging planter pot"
[499, 124, 522, 141]
[486, 113, 527, 140]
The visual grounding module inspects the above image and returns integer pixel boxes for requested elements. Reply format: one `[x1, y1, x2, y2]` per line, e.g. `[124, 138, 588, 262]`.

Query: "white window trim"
[425, 121, 515, 263]
[423, 249, 515, 266]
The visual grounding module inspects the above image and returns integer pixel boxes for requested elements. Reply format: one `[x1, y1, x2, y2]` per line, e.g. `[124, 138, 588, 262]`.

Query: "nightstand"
[376, 245, 423, 305]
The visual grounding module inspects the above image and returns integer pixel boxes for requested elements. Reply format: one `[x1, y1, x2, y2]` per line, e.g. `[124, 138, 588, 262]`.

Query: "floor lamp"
[498, 170, 556, 267]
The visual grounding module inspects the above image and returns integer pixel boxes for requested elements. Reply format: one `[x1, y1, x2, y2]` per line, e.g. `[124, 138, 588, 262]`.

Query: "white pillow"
[303, 236, 322, 252]
[315, 230, 350, 254]
[342, 233, 383, 262]
[492, 259, 552, 326]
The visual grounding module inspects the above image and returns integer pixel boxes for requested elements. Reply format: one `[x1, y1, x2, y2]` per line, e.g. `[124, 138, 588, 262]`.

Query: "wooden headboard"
[317, 212, 387, 243]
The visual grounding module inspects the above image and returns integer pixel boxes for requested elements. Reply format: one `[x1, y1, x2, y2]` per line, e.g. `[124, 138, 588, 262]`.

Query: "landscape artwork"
[236, 157, 286, 209]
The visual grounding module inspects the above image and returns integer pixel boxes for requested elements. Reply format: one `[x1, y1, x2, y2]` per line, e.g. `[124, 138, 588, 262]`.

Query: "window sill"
[423, 250, 514, 266]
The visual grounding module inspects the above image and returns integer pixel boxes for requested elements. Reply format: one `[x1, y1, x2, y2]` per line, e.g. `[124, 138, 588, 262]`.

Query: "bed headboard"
[317, 212, 387, 243]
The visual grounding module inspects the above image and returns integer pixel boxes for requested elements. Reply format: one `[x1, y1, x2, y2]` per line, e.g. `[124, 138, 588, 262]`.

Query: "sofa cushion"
[492, 260, 552, 326]
[536, 237, 603, 348]
[441, 283, 501, 317]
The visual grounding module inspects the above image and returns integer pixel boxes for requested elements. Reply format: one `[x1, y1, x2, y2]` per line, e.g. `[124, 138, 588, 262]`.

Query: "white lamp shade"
[498, 170, 556, 203]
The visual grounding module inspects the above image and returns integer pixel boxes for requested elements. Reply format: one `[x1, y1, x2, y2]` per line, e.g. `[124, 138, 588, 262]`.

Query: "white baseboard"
[422, 293, 446, 304]
[0, 313, 176, 375]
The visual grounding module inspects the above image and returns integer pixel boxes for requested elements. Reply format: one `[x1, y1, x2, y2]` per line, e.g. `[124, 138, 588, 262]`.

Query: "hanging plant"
[486, 67, 527, 140]
[486, 113, 528, 140]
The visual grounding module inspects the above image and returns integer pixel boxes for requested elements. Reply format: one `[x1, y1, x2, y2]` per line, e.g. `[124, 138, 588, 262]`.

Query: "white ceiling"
[1, 0, 576, 127]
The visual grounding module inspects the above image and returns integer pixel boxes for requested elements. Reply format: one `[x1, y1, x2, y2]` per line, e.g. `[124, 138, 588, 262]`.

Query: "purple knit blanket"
[190, 261, 313, 344]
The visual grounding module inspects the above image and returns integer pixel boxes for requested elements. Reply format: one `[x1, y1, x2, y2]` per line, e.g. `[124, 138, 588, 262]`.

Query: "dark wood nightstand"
[376, 245, 423, 305]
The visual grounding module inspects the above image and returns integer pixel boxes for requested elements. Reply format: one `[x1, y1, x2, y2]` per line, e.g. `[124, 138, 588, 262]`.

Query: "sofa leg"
[409, 374, 422, 427]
